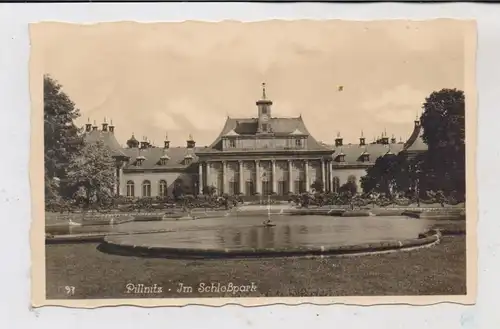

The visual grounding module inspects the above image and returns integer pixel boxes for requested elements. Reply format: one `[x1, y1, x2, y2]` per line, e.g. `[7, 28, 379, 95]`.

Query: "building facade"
[84, 84, 427, 198]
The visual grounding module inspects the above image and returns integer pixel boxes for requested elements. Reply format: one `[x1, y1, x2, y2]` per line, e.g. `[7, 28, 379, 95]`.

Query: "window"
[278, 180, 288, 196]
[295, 138, 302, 147]
[262, 123, 268, 132]
[229, 181, 239, 195]
[245, 180, 255, 195]
[229, 139, 236, 148]
[262, 181, 272, 195]
[126, 180, 135, 197]
[261, 107, 268, 115]
[159, 180, 168, 197]
[142, 180, 151, 197]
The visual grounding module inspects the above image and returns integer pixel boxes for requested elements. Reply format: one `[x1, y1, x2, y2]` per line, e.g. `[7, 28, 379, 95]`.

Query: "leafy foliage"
[44, 75, 83, 201]
[310, 179, 324, 193]
[420, 88, 465, 199]
[66, 140, 116, 210]
[361, 154, 411, 196]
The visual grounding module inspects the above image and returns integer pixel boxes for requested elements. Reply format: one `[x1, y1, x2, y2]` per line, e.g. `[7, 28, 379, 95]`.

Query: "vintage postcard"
[30, 19, 477, 307]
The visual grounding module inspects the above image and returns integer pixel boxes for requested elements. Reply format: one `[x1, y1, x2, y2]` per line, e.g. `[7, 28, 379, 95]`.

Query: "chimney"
[187, 134, 196, 148]
[92, 120, 98, 131]
[102, 118, 108, 132]
[85, 119, 92, 132]
[359, 130, 365, 146]
[335, 132, 343, 147]
[164, 133, 170, 149]
[140, 137, 148, 149]
[381, 130, 389, 145]
[109, 119, 115, 133]
[415, 112, 421, 127]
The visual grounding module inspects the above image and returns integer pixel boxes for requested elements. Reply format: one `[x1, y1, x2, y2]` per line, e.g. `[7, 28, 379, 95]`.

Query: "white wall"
[120, 171, 196, 197]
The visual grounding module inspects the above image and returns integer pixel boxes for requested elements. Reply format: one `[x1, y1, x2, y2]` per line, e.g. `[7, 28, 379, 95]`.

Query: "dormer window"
[295, 138, 302, 147]
[184, 154, 193, 165]
[336, 150, 346, 163]
[136, 155, 146, 166]
[159, 154, 170, 166]
[229, 139, 236, 148]
[360, 149, 370, 162]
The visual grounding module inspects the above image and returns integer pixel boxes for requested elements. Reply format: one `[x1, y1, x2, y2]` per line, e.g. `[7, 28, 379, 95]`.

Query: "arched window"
[332, 177, 340, 193]
[126, 180, 135, 197]
[159, 180, 168, 197]
[142, 180, 151, 197]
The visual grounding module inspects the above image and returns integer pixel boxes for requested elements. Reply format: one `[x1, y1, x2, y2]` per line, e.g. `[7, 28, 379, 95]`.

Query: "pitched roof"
[204, 116, 331, 152]
[84, 130, 128, 157]
[403, 121, 428, 153]
[122, 146, 200, 170]
[328, 142, 406, 163]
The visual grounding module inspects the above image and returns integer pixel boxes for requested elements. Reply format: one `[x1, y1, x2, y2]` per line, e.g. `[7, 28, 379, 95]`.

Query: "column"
[222, 161, 228, 194]
[206, 161, 211, 188]
[198, 162, 203, 195]
[321, 159, 326, 191]
[271, 160, 277, 193]
[255, 160, 261, 194]
[288, 160, 293, 193]
[330, 161, 334, 193]
[304, 160, 310, 192]
[239, 160, 244, 195]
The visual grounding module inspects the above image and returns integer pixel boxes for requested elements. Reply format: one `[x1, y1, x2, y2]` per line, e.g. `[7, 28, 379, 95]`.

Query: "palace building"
[84, 84, 427, 198]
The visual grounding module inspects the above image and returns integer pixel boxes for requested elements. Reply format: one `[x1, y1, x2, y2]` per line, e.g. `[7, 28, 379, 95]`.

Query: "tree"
[44, 75, 82, 202]
[310, 179, 324, 193]
[203, 185, 217, 196]
[339, 181, 357, 196]
[420, 88, 465, 198]
[361, 154, 411, 196]
[66, 140, 116, 210]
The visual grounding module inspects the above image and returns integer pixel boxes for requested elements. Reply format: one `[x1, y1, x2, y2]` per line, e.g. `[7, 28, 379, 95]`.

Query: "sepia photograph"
[30, 19, 476, 307]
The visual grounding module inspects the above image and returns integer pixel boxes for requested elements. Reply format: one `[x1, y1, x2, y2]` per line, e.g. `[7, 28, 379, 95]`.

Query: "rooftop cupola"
[102, 117, 108, 132]
[140, 136, 150, 149]
[256, 82, 273, 134]
[380, 129, 389, 145]
[415, 112, 421, 127]
[109, 119, 115, 133]
[126, 133, 139, 148]
[92, 120, 98, 131]
[164, 132, 170, 149]
[391, 134, 397, 144]
[187, 134, 196, 148]
[85, 118, 92, 132]
[359, 130, 366, 146]
[335, 132, 343, 147]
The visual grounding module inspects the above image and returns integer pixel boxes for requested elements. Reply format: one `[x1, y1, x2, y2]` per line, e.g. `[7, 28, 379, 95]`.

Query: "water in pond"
[101, 215, 444, 250]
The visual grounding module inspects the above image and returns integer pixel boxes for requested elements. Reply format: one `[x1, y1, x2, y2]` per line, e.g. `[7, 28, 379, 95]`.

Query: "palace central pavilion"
[84, 84, 426, 198]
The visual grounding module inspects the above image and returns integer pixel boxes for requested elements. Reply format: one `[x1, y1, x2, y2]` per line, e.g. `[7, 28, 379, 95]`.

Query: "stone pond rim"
[98, 230, 442, 259]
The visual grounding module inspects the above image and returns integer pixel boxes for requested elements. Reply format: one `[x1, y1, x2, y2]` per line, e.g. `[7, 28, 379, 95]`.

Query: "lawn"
[45, 236, 466, 299]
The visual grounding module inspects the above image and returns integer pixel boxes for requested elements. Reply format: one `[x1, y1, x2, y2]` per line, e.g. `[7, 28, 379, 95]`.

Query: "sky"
[31, 20, 472, 147]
